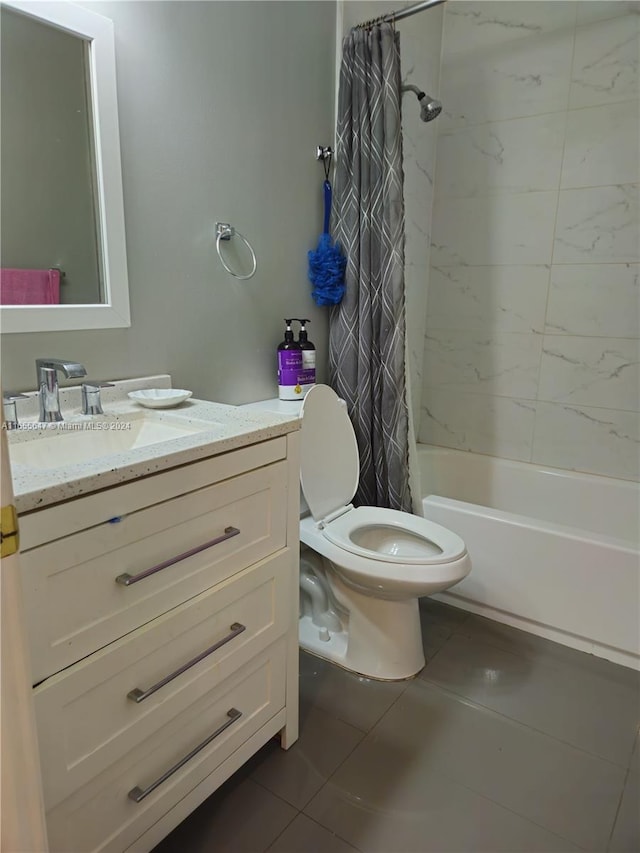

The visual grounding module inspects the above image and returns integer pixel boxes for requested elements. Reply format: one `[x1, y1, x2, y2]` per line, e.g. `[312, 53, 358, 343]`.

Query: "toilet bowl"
[297, 385, 471, 680]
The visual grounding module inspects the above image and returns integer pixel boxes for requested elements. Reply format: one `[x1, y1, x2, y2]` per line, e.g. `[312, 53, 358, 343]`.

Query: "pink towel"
[0, 268, 61, 305]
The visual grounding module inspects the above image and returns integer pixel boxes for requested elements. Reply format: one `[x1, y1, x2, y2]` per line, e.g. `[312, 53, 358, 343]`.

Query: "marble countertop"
[8, 376, 300, 513]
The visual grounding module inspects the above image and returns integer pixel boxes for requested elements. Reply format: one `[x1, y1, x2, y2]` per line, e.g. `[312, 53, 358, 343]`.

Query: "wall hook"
[316, 146, 333, 161]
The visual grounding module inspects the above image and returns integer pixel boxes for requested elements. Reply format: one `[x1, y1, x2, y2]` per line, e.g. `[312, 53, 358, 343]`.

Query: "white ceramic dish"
[128, 389, 192, 409]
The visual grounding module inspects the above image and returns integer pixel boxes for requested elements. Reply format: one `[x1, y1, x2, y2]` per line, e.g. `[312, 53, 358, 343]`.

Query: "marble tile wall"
[419, 0, 640, 482]
[396, 7, 444, 433]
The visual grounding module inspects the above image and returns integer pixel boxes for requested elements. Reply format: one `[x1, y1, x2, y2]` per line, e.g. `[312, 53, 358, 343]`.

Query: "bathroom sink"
[8, 412, 216, 470]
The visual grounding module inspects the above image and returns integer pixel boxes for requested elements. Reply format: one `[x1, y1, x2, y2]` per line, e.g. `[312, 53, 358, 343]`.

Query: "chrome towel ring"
[215, 223, 257, 280]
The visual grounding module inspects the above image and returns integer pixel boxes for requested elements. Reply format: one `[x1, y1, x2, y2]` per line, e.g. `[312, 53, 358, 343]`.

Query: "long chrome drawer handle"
[127, 708, 242, 803]
[115, 526, 240, 586]
[127, 622, 246, 703]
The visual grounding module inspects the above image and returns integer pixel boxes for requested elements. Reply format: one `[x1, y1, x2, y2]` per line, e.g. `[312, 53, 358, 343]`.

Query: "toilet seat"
[299, 385, 465, 564]
[300, 514, 470, 600]
[321, 506, 466, 565]
[299, 384, 470, 600]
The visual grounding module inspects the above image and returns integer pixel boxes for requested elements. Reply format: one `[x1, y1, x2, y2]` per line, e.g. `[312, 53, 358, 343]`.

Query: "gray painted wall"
[1, 1, 336, 402]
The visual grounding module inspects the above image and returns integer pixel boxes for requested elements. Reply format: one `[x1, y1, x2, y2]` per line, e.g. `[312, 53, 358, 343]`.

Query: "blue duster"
[308, 179, 346, 306]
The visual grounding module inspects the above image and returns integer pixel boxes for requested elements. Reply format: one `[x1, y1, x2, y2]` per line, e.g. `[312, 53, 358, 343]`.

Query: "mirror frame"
[0, 0, 130, 333]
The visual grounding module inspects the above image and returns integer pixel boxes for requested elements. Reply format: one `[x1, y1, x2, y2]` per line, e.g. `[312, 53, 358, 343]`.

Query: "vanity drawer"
[35, 551, 292, 811]
[44, 641, 287, 853]
[19, 437, 288, 549]
[22, 461, 288, 682]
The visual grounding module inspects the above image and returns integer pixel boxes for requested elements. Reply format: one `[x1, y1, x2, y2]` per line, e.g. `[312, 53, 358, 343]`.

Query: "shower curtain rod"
[354, 0, 447, 30]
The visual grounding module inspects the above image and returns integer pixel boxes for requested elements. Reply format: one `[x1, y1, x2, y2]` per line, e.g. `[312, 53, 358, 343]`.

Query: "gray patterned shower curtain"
[329, 23, 411, 512]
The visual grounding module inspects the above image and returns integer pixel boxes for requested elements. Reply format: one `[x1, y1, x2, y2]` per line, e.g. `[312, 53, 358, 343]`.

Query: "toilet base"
[298, 572, 426, 681]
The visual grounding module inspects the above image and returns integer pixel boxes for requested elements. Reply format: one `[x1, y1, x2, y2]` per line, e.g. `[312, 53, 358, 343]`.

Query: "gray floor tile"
[152, 611, 637, 853]
[609, 733, 640, 852]
[420, 597, 471, 631]
[421, 633, 640, 766]
[151, 776, 297, 853]
[421, 614, 454, 661]
[250, 705, 364, 809]
[420, 599, 470, 660]
[459, 614, 640, 686]
[300, 651, 409, 732]
[305, 764, 581, 853]
[367, 679, 626, 850]
[267, 814, 361, 853]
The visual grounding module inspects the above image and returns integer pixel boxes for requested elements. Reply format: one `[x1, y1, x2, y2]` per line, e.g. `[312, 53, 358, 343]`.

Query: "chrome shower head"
[419, 93, 443, 122]
[401, 83, 443, 123]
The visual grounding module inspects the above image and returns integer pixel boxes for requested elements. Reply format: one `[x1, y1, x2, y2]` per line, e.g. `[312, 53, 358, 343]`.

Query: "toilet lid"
[300, 385, 359, 522]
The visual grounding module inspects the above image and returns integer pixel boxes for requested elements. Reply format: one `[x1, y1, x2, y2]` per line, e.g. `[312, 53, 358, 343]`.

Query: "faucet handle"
[81, 382, 115, 416]
[82, 381, 114, 392]
[2, 392, 28, 429]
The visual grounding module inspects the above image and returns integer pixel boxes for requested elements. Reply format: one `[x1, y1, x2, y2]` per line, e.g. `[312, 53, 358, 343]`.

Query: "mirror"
[0, 0, 130, 333]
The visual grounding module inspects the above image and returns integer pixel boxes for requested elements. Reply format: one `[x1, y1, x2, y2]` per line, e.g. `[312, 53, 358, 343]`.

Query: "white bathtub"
[417, 445, 640, 669]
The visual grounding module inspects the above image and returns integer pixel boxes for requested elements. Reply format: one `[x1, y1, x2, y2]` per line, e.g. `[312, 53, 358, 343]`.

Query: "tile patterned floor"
[152, 601, 640, 853]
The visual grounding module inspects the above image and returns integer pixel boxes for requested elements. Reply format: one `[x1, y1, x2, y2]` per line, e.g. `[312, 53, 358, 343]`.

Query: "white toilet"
[297, 385, 471, 680]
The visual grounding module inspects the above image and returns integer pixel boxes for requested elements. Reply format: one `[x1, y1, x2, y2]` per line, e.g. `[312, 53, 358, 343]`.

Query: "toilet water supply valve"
[277, 319, 316, 400]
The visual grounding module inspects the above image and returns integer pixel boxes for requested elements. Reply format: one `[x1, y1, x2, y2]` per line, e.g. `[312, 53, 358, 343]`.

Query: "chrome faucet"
[36, 358, 87, 422]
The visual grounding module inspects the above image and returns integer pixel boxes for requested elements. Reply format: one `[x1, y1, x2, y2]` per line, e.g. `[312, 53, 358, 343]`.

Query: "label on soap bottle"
[278, 350, 303, 386]
[278, 350, 304, 398]
[299, 349, 316, 387]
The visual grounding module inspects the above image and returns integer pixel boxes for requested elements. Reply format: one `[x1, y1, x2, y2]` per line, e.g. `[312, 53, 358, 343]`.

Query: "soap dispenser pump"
[277, 319, 303, 400]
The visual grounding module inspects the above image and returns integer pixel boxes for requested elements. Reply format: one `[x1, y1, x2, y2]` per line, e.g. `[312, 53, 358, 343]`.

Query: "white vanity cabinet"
[18, 432, 300, 853]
